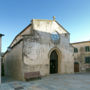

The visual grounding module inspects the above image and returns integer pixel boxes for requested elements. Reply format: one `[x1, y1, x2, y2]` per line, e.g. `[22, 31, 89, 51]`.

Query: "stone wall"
[0, 37, 1, 52]
[3, 19, 74, 81]
[72, 42, 90, 72]
[4, 41, 24, 80]
[23, 20, 74, 76]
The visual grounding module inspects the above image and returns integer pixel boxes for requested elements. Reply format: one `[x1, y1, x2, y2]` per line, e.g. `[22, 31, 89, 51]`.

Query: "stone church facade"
[72, 41, 90, 72]
[3, 19, 74, 81]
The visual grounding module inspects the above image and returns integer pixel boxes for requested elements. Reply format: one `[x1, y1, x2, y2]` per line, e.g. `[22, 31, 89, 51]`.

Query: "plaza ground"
[1, 73, 90, 90]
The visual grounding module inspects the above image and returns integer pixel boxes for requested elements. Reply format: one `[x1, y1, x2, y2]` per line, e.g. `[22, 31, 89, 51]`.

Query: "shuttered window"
[74, 48, 78, 53]
[85, 57, 90, 63]
[85, 46, 90, 52]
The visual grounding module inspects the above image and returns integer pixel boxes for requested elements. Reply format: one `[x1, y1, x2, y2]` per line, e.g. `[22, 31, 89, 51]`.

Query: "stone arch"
[48, 47, 62, 74]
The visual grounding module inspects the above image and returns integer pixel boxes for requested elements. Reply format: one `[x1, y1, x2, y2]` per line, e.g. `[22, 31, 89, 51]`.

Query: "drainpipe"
[0, 34, 4, 84]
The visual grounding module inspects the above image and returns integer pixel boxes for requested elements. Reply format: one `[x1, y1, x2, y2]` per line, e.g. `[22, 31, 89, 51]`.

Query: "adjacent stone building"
[3, 19, 74, 81]
[0, 34, 4, 83]
[72, 41, 90, 72]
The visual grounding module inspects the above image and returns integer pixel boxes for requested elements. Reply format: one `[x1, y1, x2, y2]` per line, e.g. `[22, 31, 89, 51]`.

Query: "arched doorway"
[74, 62, 79, 72]
[50, 50, 58, 74]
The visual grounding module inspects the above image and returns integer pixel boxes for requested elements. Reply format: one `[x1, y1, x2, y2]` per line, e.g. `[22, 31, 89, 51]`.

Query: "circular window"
[51, 32, 60, 43]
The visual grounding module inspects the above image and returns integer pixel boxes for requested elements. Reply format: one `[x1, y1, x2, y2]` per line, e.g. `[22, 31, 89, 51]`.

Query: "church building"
[3, 18, 74, 81]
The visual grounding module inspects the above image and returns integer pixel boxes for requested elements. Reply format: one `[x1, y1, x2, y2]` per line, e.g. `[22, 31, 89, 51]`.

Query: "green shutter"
[85, 46, 90, 52]
[85, 57, 90, 63]
[74, 48, 78, 53]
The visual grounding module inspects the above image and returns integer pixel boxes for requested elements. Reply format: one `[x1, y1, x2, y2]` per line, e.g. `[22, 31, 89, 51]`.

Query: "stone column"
[0, 34, 4, 84]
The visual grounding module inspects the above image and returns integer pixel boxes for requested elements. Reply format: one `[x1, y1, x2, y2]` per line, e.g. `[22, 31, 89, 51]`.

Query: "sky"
[0, 0, 90, 52]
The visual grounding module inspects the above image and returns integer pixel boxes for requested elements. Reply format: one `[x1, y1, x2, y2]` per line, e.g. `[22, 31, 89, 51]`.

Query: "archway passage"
[74, 62, 79, 72]
[50, 50, 58, 74]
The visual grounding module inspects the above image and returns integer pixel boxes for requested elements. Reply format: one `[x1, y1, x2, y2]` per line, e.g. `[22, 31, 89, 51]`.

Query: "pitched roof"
[4, 18, 70, 56]
[10, 24, 31, 47]
[32, 19, 70, 34]
[55, 21, 70, 34]
[71, 40, 90, 45]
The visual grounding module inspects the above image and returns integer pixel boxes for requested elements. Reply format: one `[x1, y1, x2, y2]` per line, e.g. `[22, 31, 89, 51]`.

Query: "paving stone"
[1, 73, 90, 90]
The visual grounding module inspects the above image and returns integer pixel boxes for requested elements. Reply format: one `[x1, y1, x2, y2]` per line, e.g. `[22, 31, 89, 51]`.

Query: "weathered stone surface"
[1, 73, 90, 90]
[4, 41, 24, 81]
[3, 19, 74, 81]
[72, 41, 90, 72]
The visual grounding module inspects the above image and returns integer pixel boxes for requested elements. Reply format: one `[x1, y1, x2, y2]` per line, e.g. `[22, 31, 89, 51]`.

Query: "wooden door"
[74, 62, 79, 72]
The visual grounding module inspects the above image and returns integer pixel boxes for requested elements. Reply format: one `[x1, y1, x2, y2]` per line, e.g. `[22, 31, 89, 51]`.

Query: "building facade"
[3, 19, 74, 81]
[72, 41, 90, 72]
[0, 34, 4, 83]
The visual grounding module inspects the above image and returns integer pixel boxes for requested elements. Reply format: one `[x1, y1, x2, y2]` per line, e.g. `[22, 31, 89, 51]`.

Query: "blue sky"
[0, 0, 90, 52]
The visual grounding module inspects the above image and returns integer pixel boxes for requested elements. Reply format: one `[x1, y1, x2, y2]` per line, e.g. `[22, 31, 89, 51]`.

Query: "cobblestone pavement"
[1, 73, 90, 90]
